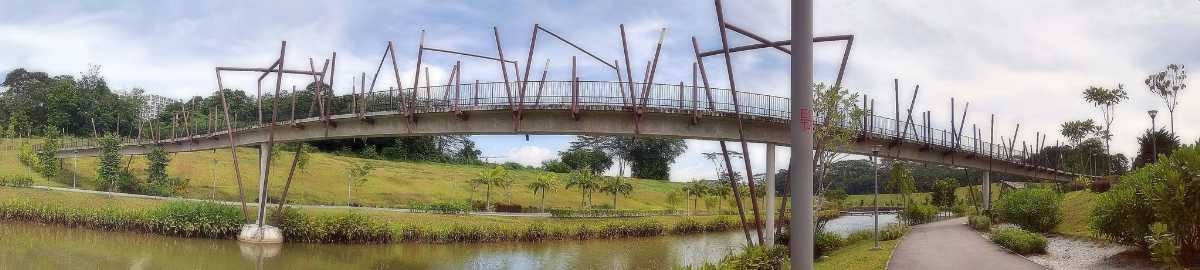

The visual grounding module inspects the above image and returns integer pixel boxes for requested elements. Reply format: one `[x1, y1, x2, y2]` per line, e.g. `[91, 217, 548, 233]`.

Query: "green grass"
[0, 186, 737, 243]
[815, 239, 899, 270]
[1053, 190, 1099, 238]
[1, 138, 690, 211]
[845, 184, 1001, 207]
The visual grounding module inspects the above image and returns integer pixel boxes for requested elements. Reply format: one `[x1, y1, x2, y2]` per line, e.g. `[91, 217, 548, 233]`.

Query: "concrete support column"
[764, 143, 776, 247]
[981, 171, 991, 210]
[256, 142, 271, 226]
[790, 0, 816, 268]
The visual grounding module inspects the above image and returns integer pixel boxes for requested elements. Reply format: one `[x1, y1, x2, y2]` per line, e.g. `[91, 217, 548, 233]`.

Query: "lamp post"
[1148, 110, 1158, 163]
[871, 145, 882, 251]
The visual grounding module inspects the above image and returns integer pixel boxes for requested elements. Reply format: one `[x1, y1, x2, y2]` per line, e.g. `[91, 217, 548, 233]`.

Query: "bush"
[492, 202, 525, 213]
[1092, 145, 1200, 262]
[900, 203, 937, 225]
[991, 227, 1047, 255]
[1090, 178, 1112, 193]
[409, 201, 471, 214]
[814, 230, 845, 258]
[993, 188, 1062, 232]
[273, 208, 392, 243]
[0, 175, 34, 187]
[845, 230, 874, 245]
[969, 215, 992, 231]
[1090, 173, 1155, 246]
[880, 224, 910, 241]
[1071, 176, 1093, 191]
[952, 203, 974, 217]
[146, 201, 243, 238]
[930, 178, 958, 209]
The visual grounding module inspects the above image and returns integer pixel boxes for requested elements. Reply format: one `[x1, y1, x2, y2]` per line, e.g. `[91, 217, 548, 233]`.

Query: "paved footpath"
[887, 217, 1046, 270]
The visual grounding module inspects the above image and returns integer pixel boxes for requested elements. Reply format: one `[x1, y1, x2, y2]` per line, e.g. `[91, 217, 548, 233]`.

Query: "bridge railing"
[58, 80, 1073, 175]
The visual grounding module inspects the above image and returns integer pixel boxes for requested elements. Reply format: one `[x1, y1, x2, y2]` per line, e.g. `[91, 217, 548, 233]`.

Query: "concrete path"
[887, 217, 1046, 270]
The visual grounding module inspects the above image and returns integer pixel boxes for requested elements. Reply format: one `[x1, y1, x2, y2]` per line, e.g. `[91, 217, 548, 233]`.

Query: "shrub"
[146, 201, 242, 238]
[273, 208, 392, 243]
[991, 227, 1047, 255]
[1071, 176, 1093, 191]
[930, 178, 958, 209]
[1090, 172, 1155, 246]
[880, 224, 910, 241]
[814, 230, 845, 258]
[993, 188, 1062, 232]
[969, 215, 992, 231]
[1092, 145, 1200, 262]
[1146, 223, 1183, 268]
[409, 201, 471, 214]
[718, 246, 789, 270]
[0, 175, 34, 187]
[1090, 178, 1112, 193]
[845, 230, 873, 245]
[900, 203, 937, 225]
[492, 202, 525, 213]
[952, 203, 973, 217]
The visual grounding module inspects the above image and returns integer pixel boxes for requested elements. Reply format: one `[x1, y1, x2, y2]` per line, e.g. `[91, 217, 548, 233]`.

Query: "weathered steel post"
[765, 143, 777, 248]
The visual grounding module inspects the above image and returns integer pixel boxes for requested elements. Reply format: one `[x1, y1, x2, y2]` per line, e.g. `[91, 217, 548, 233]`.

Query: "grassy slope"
[844, 184, 1002, 207]
[1, 138, 687, 210]
[815, 239, 900, 270]
[1053, 190, 1099, 238]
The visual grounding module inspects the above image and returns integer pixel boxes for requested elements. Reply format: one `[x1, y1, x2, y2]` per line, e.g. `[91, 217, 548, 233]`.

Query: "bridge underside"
[57, 108, 1074, 182]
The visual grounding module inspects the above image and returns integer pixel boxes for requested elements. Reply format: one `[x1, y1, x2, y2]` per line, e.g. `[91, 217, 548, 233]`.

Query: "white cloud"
[501, 145, 556, 167]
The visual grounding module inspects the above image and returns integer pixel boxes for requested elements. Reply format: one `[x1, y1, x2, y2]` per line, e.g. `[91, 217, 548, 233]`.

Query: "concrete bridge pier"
[238, 142, 282, 243]
[981, 171, 991, 211]
[764, 143, 776, 247]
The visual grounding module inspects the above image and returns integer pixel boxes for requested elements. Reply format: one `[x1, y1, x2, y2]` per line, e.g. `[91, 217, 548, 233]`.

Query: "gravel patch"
[1026, 235, 1158, 270]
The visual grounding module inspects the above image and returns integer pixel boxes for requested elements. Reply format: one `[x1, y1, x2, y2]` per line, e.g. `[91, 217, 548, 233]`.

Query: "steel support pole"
[872, 152, 880, 250]
[765, 143, 777, 247]
[791, 0, 815, 268]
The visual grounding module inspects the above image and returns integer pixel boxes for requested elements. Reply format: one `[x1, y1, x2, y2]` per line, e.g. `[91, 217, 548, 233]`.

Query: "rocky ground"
[1026, 235, 1159, 270]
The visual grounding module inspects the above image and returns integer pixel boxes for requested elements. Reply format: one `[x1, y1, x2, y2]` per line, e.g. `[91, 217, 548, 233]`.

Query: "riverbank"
[0, 186, 738, 244]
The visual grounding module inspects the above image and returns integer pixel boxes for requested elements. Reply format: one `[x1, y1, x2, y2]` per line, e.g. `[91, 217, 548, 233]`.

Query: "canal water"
[0, 214, 898, 270]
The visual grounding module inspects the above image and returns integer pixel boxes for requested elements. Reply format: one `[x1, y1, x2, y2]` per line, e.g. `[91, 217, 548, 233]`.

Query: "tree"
[34, 131, 62, 177]
[95, 133, 132, 192]
[811, 83, 864, 204]
[346, 162, 374, 206]
[1060, 119, 1102, 146]
[665, 189, 684, 210]
[1133, 128, 1181, 169]
[887, 162, 917, 207]
[930, 178, 958, 209]
[681, 181, 710, 214]
[527, 173, 557, 212]
[146, 147, 170, 185]
[540, 160, 571, 173]
[600, 177, 633, 209]
[1082, 85, 1129, 157]
[707, 181, 732, 212]
[473, 166, 511, 211]
[564, 169, 601, 208]
[570, 136, 687, 180]
[559, 148, 612, 174]
[1144, 64, 1186, 133]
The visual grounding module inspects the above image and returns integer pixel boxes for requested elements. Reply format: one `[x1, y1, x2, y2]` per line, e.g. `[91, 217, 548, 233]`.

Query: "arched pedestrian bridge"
[57, 80, 1082, 182]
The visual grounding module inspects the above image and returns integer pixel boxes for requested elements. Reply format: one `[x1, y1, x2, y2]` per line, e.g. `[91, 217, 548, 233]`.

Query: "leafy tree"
[146, 147, 170, 185]
[600, 177, 633, 209]
[570, 136, 686, 180]
[707, 181, 732, 212]
[1060, 119, 1102, 145]
[811, 83, 864, 203]
[35, 131, 62, 177]
[527, 173, 557, 212]
[540, 160, 571, 173]
[1082, 85, 1128, 156]
[473, 166, 511, 211]
[95, 133, 133, 192]
[665, 189, 684, 210]
[559, 148, 612, 174]
[1144, 64, 1186, 133]
[887, 162, 917, 207]
[1133, 128, 1180, 169]
[564, 169, 601, 208]
[345, 162, 375, 206]
[930, 178, 958, 209]
[681, 181, 710, 214]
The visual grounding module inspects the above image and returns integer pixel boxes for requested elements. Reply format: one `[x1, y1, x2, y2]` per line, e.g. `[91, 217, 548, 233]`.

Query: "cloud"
[501, 145, 556, 167]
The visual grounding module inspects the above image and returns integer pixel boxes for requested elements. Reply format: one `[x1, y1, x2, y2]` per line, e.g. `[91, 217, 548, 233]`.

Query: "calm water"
[0, 215, 889, 270]
[824, 213, 899, 236]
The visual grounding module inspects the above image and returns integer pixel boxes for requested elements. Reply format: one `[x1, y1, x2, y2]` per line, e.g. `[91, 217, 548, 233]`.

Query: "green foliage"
[1071, 176, 1093, 191]
[35, 134, 61, 177]
[1092, 145, 1200, 260]
[887, 162, 916, 205]
[146, 201, 243, 238]
[558, 148, 612, 174]
[1060, 119, 1102, 145]
[991, 227, 1048, 255]
[1147, 223, 1184, 268]
[408, 201, 472, 214]
[540, 160, 571, 173]
[145, 147, 170, 184]
[95, 133, 137, 192]
[273, 208, 392, 243]
[570, 136, 687, 181]
[600, 176, 633, 208]
[880, 223, 910, 241]
[526, 173, 557, 212]
[564, 169, 601, 208]
[471, 166, 511, 210]
[994, 188, 1063, 232]
[815, 230, 846, 258]
[0, 175, 34, 187]
[1133, 128, 1180, 169]
[930, 178, 958, 208]
[0, 199, 242, 238]
[681, 181, 710, 212]
[899, 203, 938, 225]
[969, 215, 992, 231]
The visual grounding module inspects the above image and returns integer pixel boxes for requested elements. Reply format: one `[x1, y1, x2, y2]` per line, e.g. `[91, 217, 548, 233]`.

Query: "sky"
[1, 0, 1198, 181]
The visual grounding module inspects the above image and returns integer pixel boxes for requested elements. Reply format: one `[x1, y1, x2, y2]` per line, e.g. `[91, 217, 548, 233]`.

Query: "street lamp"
[1148, 110, 1158, 163]
[871, 145, 882, 251]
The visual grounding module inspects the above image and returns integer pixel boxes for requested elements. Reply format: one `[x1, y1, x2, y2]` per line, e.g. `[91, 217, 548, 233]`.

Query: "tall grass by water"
[0, 199, 243, 238]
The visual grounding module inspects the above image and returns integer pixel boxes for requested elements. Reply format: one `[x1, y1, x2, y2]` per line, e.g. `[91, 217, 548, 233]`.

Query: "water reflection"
[0, 222, 752, 270]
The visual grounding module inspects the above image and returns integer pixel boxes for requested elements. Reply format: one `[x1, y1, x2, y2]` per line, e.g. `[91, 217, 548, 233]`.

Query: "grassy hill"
[843, 184, 1002, 208]
[1, 139, 689, 211]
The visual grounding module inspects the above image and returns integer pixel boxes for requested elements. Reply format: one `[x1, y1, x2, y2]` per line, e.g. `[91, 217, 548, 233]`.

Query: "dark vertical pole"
[715, 0, 764, 245]
[215, 70, 249, 218]
[620, 25, 636, 108]
[493, 27, 517, 131]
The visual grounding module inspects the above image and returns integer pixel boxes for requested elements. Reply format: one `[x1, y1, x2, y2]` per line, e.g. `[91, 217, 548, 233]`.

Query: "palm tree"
[527, 173, 557, 212]
[601, 176, 634, 209]
[707, 182, 731, 212]
[565, 169, 601, 208]
[473, 166, 510, 211]
[681, 181, 709, 214]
